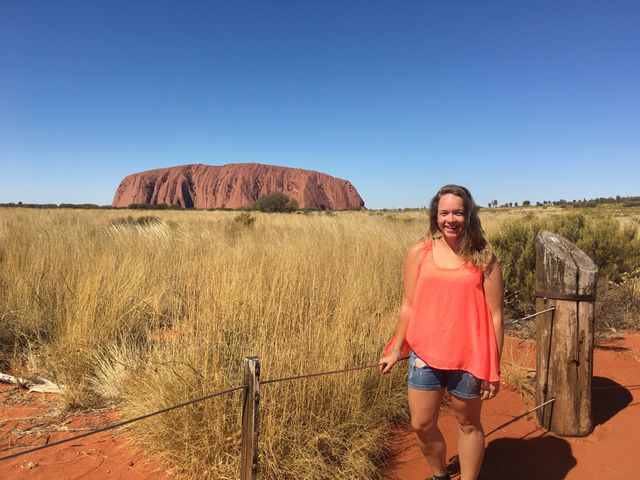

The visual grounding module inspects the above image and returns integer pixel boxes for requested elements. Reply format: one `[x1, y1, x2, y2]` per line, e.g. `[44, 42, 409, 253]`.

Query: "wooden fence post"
[535, 230, 598, 436]
[241, 356, 260, 480]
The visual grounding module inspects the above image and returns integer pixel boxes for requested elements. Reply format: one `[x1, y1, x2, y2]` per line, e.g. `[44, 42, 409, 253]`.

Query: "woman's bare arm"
[484, 256, 504, 364]
[380, 240, 424, 373]
[481, 255, 504, 400]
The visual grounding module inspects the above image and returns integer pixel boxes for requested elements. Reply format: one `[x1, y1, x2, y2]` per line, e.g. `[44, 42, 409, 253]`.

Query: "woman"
[380, 185, 504, 480]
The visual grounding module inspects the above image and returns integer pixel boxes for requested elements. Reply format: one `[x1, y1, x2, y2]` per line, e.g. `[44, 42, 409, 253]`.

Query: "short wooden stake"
[535, 230, 598, 436]
[240, 356, 260, 480]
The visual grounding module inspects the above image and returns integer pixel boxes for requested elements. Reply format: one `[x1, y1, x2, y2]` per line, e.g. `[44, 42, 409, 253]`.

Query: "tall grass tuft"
[0, 208, 422, 478]
[3, 206, 638, 476]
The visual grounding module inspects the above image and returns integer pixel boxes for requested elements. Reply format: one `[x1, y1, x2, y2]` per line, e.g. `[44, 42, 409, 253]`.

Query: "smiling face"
[437, 193, 466, 243]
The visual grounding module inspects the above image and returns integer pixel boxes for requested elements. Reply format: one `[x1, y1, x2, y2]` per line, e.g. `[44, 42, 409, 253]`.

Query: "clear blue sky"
[1, 0, 638, 209]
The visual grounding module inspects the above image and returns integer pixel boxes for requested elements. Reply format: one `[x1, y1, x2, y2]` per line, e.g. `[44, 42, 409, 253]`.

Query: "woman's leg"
[450, 395, 484, 480]
[408, 387, 447, 477]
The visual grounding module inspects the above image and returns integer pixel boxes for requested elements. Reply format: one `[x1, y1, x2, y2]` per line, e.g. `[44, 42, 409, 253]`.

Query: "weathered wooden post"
[241, 356, 260, 480]
[535, 230, 598, 436]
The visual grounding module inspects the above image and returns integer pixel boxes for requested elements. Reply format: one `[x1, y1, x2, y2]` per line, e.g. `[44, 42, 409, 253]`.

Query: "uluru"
[111, 163, 365, 210]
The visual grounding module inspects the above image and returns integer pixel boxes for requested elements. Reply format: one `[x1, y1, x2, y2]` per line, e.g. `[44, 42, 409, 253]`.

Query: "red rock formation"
[112, 163, 364, 210]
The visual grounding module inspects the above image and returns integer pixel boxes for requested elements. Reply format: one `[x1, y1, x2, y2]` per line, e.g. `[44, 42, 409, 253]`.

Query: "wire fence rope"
[484, 398, 556, 437]
[0, 305, 602, 465]
[262, 307, 558, 385]
[262, 357, 408, 385]
[504, 306, 556, 327]
[0, 384, 247, 462]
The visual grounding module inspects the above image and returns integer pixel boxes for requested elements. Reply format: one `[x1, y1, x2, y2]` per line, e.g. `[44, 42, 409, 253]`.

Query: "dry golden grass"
[499, 341, 536, 400]
[1, 204, 638, 478]
[0, 208, 423, 479]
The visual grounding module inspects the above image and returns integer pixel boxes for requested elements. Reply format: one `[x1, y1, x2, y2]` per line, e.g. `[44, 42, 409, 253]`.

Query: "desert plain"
[0, 204, 639, 479]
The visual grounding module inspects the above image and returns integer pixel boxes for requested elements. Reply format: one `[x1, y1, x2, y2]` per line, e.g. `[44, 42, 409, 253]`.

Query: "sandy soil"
[1, 334, 638, 480]
[387, 334, 640, 480]
[0, 387, 168, 480]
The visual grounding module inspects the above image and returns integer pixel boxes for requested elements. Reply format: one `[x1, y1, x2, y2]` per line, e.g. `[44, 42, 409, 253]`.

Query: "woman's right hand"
[379, 351, 401, 374]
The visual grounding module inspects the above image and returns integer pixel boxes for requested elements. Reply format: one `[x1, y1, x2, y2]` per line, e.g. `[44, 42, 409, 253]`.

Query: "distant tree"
[514, 202, 518, 207]
[487, 202, 492, 208]
[523, 200, 531, 206]
[254, 192, 299, 212]
[491, 200, 498, 208]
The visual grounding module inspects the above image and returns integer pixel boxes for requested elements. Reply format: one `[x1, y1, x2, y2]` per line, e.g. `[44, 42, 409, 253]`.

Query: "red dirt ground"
[0, 388, 168, 480]
[387, 334, 640, 480]
[1, 334, 638, 479]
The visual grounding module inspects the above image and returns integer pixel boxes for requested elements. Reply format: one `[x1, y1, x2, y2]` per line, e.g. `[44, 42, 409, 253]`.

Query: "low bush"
[128, 203, 183, 210]
[490, 218, 541, 314]
[254, 192, 298, 212]
[111, 216, 162, 227]
[491, 213, 640, 317]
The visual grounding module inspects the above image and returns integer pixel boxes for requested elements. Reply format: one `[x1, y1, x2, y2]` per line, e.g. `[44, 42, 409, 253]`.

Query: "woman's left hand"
[480, 380, 500, 400]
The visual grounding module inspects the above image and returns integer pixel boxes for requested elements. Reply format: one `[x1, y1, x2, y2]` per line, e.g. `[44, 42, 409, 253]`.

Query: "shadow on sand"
[594, 344, 630, 352]
[476, 376, 633, 479]
[592, 376, 633, 426]
[479, 433, 576, 479]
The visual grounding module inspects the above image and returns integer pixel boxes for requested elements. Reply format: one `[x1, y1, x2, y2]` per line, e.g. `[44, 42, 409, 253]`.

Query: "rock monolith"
[112, 163, 364, 210]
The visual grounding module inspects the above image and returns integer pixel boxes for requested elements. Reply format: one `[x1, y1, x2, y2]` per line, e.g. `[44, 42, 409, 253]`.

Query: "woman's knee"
[451, 396, 483, 434]
[411, 415, 439, 435]
[455, 415, 483, 435]
[408, 388, 444, 436]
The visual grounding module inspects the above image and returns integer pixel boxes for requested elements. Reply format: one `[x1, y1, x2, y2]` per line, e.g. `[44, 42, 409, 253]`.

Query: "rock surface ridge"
[112, 163, 364, 210]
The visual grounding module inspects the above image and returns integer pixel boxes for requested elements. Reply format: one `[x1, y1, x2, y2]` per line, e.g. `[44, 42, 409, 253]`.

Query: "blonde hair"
[428, 185, 494, 272]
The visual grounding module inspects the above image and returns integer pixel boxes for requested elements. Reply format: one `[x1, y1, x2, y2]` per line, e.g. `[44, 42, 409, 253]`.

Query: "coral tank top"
[405, 240, 500, 382]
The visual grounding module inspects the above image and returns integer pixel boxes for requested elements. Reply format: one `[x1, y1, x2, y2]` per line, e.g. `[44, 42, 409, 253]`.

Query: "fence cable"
[0, 306, 597, 464]
[484, 398, 556, 437]
[0, 384, 247, 462]
[262, 306, 560, 385]
[504, 306, 556, 327]
[262, 357, 409, 385]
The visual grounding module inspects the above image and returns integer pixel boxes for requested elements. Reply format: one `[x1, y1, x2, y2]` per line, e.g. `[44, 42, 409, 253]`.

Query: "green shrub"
[575, 217, 640, 282]
[546, 212, 585, 243]
[490, 217, 541, 314]
[254, 192, 299, 212]
[128, 203, 182, 210]
[111, 216, 162, 227]
[490, 213, 640, 317]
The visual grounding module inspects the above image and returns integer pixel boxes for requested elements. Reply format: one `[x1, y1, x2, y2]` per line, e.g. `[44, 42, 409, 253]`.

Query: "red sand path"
[387, 334, 640, 480]
[1, 334, 638, 479]
[0, 388, 168, 480]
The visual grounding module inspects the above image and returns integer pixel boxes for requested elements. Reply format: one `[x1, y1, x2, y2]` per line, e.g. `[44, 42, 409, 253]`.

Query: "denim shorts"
[407, 351, 482, 399]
